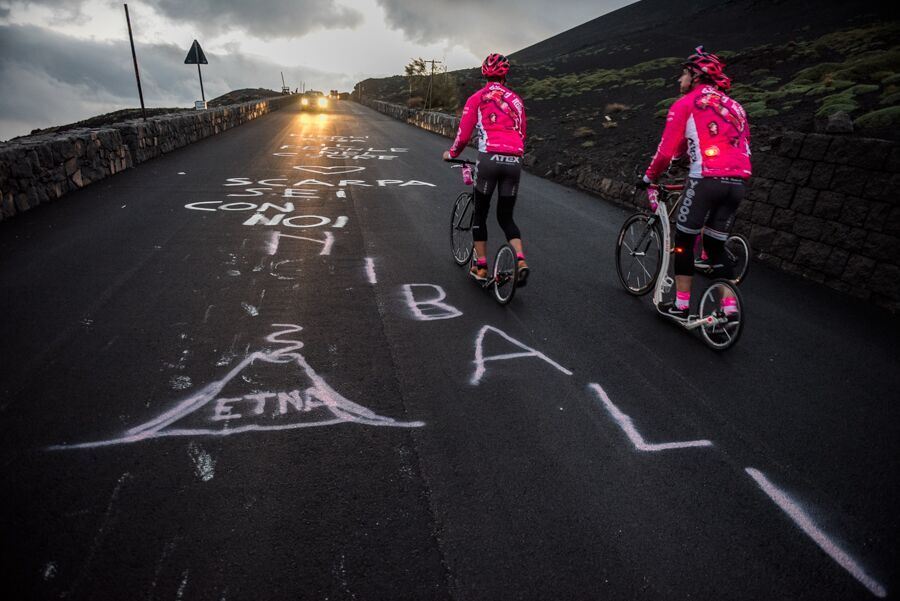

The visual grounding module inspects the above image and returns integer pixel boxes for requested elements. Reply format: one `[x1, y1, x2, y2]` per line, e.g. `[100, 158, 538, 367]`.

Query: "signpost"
[184, 39, 208, 110]
[123, 4, 146, 120]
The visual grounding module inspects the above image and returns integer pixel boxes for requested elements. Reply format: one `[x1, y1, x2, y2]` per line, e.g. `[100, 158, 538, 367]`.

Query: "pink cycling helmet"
[482, 53, 510, 78]
[683, 46, 731, 90]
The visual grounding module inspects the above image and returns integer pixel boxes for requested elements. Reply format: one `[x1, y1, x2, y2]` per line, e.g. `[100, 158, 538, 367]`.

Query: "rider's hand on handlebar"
[442, 150, 452, 161]
[635, 175, 652, 190]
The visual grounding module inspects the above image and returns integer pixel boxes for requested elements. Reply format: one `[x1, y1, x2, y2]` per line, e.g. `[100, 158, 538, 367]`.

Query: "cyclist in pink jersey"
[443, 53, 530, 285]
[637, 46, 752, 321]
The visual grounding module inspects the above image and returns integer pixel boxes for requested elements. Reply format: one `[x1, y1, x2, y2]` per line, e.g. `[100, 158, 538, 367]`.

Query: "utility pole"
[123, 4, 146, 120]
[424, 59, 442, 111]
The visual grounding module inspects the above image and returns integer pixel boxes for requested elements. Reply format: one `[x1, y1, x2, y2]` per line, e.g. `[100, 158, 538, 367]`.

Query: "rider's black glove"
[635, 177, 650, 190]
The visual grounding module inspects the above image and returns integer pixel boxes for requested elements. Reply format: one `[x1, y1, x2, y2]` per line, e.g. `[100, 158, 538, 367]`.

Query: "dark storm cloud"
[0, 24, 352, 140]
[0, 0, 364, 38]
[375, 0, 634, 57]
[146, 0, 363, 38]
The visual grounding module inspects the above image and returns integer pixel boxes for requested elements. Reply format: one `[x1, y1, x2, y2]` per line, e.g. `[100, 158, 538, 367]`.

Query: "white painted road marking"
[401, 284, 462, 321]
[48, 325, 423, 449]
[292, 165, 366, 175]
[365, 258, 377, 285]
[471, 325, 572, 385]
[588, 383, 713, 451]
[745, 468, 887, 598]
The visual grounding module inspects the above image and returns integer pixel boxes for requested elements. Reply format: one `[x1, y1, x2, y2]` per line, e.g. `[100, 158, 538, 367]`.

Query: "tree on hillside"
[404, 57, 458, 112]
[404, 58, 427, 99]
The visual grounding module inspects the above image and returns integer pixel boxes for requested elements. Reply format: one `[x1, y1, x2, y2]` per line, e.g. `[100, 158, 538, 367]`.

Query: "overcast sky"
[0, 0, 634, 141]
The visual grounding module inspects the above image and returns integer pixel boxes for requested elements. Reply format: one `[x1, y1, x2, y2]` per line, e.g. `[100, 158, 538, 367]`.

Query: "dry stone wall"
[360, 97, 900, 311]
[361, 98, 461, 139]
[0, 95, 295, 222]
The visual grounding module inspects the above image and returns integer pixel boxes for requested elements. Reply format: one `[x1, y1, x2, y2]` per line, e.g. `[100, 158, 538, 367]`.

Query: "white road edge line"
[745, 468, 886, 598]
[365, 257, 377, 285]
[588, 383, 713, 452]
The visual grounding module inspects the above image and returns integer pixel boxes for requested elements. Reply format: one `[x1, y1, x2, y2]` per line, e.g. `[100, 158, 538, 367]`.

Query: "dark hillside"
[355, 0, 900, 187]
[511, 0, 897, 67]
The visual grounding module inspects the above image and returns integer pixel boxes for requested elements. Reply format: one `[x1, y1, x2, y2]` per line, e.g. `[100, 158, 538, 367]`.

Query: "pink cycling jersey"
[646, 85, 751, 181]
[449, 82, 526, 157]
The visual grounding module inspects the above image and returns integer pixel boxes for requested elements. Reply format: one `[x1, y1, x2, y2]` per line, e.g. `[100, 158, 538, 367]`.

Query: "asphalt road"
[1, 100, 897, 600]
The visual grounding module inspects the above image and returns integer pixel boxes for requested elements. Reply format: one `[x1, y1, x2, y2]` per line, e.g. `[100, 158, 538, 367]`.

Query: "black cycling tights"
[673, 230, 734, 279]
[472, 190, 520, 242]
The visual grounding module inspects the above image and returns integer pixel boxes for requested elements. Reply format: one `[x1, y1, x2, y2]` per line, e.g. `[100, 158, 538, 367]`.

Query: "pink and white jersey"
[646, 85, 752, 181]
[449, 82, 526, 157]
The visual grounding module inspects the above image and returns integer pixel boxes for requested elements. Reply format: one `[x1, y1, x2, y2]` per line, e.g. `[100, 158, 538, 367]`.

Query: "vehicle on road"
[448, 158, 518, 305]
[300, 90, 329, 111]
[615, 182, 746, 350]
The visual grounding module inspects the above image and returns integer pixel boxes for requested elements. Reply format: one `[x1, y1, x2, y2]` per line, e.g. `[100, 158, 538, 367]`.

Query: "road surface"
[1, 100, 897, 600]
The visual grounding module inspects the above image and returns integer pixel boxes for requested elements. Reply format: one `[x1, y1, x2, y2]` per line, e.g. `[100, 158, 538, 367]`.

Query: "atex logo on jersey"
[491, 155, 521, 163]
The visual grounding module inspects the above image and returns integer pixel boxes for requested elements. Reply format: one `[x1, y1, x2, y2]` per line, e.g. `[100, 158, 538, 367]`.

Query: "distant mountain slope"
[511, 0, 897, 68]
[355, 0, 900, 185]
[208, 88, 282, 107]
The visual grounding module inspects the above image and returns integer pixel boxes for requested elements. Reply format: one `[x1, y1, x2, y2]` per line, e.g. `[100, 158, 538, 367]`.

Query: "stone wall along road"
[0, 95, 296, 222]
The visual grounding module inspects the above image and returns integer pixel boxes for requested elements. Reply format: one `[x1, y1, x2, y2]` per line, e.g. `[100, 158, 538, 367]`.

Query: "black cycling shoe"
[516, 258, 530, 288]
[694, 257, 711, 270]
[722, 309, 740, 329]
[658, 301, 689, 322]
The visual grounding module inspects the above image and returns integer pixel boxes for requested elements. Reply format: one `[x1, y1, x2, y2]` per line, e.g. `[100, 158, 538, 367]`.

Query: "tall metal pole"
[197, 62, 205, 102]
[124, 4, 146, 120]
[424, 59, 442, 111]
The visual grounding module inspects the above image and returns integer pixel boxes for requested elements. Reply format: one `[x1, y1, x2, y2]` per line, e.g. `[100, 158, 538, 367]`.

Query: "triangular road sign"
[184, 39, 208, 65]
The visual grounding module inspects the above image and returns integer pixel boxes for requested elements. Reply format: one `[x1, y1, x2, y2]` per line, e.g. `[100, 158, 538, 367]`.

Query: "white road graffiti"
[293, 165, 366, 175]
[401, 284, 463, 321]
[745, 468, 887, 598]
[48, 324, 424, 450]
[274, 144, 410, 160]
[470, 325, 573, 385]
[588, 383, 713, 451]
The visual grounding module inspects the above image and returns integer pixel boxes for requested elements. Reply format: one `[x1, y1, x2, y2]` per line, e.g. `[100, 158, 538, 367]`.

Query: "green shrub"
[803, 80, 854, 96]
[881, 73, 900, 86]
[656, 97, 678, 110]
[654, 108, 668, 118]
[816, 103, 857, 118]
[846, 84, 880, 95]
[832, 49, 900, 83]
[777, 82, 816, 96]
[820, 92, 857, 108]
[793, 62, 842, 83]
[810, 23, 900, 55]
[744, 101, 778, 118]
[751, 68, 771, 77]
[854, 106, 900, 129]
[756, 76, 782, 88]
[879, 91, 900, 106]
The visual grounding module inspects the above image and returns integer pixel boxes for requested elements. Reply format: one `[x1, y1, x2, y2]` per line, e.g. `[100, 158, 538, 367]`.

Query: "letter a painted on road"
[184, 40, 208, 64]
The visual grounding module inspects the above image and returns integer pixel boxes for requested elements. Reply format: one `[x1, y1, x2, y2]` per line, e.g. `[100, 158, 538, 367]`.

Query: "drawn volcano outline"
[48, 324, 424, 450]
